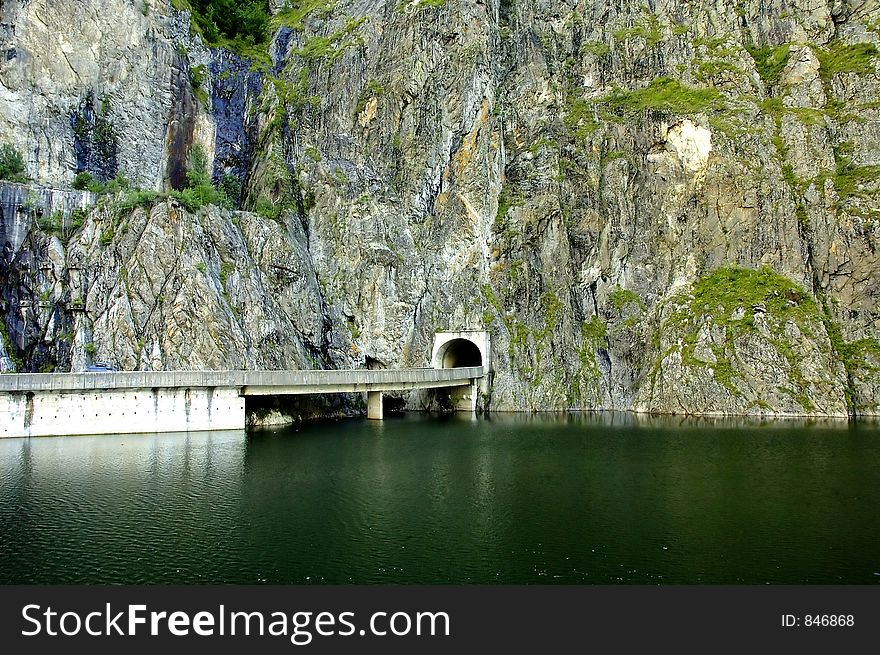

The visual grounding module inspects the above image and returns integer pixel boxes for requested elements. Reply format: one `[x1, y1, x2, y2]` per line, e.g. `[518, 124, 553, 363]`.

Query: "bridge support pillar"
[367, 391, 383, 420]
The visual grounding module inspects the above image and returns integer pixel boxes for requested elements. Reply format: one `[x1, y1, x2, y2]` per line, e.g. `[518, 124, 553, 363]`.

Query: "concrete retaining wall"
[1, 387, 245, 438]
[0, 367, 487, 437]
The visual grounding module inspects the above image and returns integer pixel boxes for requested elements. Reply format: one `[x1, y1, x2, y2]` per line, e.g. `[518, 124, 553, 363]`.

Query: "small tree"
[0, 143, 28, 183]
[72, 171, 104, 193]
[186, 144, 212, 189]
[172, 144, 229, 211]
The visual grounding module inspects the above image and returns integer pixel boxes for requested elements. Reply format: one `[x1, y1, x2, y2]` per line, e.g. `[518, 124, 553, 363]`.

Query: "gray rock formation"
[1, 0, 879, 417]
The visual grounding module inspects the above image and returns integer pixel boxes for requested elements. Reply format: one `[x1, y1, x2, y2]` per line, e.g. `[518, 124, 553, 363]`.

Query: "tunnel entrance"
[429, 331, 491, 415]
[437, 338, 483, 368]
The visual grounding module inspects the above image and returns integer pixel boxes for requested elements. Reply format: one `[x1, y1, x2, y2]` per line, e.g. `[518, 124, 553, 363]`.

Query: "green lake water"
[1, 413, 878, 584]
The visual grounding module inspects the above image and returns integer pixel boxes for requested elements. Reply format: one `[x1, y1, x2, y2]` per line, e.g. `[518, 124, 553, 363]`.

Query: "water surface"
[1, 413, 878, 584]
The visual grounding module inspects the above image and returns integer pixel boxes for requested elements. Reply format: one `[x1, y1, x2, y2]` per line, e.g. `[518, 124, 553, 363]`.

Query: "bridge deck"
[0, 367, 486, 395]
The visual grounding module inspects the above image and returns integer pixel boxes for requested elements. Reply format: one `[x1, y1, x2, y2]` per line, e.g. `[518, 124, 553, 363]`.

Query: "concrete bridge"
[0, 331, 490, 438]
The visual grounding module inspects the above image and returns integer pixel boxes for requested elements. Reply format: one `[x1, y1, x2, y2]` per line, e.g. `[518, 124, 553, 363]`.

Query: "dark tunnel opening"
[439, 339, 483, 368]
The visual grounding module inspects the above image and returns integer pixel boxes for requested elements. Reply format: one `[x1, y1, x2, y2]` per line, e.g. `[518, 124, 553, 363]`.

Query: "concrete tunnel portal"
[436, 338, 483, 369]
[427, 331, 491, 415]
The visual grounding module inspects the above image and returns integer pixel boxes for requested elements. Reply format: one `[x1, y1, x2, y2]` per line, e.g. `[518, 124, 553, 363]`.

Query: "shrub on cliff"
[72, 171, 105, 193]
[170, 144, 230, 211]
[0, 143, 28, 183]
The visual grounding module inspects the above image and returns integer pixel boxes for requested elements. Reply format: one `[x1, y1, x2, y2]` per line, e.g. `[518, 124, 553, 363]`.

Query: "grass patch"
[581, 316, 607, 341]
[831, 141, 880, 201]
[273, 0, 336, 30]
[816, 42, 878, 85]
[663, 266, 825, 403]
[602, 77, 721, 115]
[581, 41, 611, 58]
[72, 171, 105, 192]
[100, 226, 115, 246]
[747, 44, 791, 86]
[355, 79, 384, 115]
[563, 94, 599, 139]
[397, 0, 446, 12]
[609, 286, 645, 312]
[254, 194, 283, 222]
[494, 187, 523, 230]
[675, 266, 817, 325]
[189, 64, 209, 107]
[116, 189, 160, 214]
[293, 17, 365, 64]
[613, 13, 663, 47]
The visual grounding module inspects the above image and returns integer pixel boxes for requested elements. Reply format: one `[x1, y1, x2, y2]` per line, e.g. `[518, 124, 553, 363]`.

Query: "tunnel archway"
[436, 338, 483, 368]
[429, 331, 491, 414]
[431, 331, 490, 371]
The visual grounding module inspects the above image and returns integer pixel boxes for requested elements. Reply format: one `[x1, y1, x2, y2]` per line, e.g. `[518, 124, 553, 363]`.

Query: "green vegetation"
[613, 13, 663, 47]
[100, 226, 116, 246]
[663, 266, 823, 403]
[609, 286, 645, 312]
[83, 146, 231, 219]
[69, 209, 87, 232]
[397, 0, 447, 12]
[30, 202, 88, 242]
[175, 0, 272, 48]
[72, 171, 104, 192]
[839, 337, 880, 373]
[274, 0, 337, 30]
[219, 172, 241, 205]
[170, 144, 229, 211]
[569, 316, 607, 406]
[189, 64, 209, 107]
[355, 79, 384, 115]
[494, 187, 523, 231]
[696, 59, 744, 82]
[0, 143, 28, 183]
[254, 194, 282, 222]
[830, 141, 880, 202]
[219, 261, 235, 287]
[675, 267, 816, 325]
[816, 42, 878, 85]
[36, 210, 62, 235]
[563, 94, 599, 139]
[116, 189, 161, 214]
[747, 44, 791, 86]
[93, 173, 162, 217]
[602, 77, 721, 115]
[294, 17, 366, 64]
[0, 318, 23, 371]
[580, 41, 611, 58]
[581, 316, 607, 341]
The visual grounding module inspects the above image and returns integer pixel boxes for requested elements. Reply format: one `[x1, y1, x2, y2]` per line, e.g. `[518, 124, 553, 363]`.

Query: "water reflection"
[1, 416, 878, 584]
[0, 431, 247, 584]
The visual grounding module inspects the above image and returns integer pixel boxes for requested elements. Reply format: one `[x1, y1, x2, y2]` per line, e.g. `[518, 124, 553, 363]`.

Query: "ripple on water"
[1, 417, 879, 584]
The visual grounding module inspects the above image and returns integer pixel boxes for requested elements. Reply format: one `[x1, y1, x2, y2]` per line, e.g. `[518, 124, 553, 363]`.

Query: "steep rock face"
[0, 0, 224, 190]
[2, 0, 880, 417]
[5, 199, 351, 373]
[0, 0, 176, 188]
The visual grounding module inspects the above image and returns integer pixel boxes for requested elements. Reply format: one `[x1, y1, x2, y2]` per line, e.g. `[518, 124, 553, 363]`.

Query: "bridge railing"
[0, 367, 486, 392]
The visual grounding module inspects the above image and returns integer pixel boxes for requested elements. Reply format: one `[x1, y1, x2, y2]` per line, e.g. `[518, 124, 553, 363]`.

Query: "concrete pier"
[367, 391, 383, 420]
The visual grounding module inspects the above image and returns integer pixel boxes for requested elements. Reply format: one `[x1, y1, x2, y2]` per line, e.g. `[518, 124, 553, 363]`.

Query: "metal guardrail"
[0, 367, 487, 393]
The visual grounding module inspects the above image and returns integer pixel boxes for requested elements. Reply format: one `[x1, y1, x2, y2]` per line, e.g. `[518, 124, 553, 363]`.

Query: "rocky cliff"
[1, 0, 879, 417]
